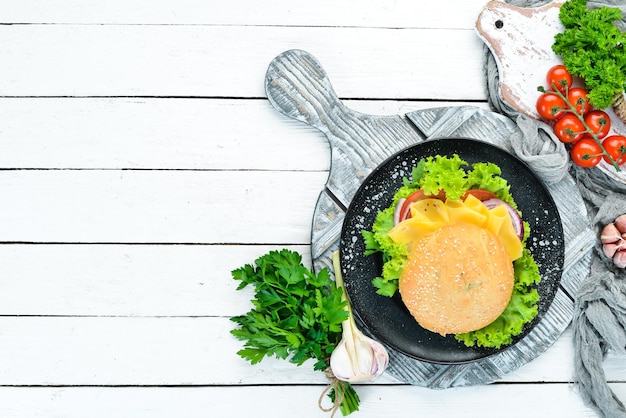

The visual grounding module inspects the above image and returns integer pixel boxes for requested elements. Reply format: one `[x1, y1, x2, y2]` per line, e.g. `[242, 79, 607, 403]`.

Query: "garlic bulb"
[330, 251, 389, 383]
[601, 214, 626, 268]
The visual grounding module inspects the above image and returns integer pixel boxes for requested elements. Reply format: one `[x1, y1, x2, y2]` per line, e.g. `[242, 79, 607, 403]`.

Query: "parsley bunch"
[553, 0, 626, 110]
[230, 249, 360, 416]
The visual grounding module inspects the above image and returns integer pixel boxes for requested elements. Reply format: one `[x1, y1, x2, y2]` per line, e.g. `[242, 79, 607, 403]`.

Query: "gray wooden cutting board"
[265, 49, 594, 388]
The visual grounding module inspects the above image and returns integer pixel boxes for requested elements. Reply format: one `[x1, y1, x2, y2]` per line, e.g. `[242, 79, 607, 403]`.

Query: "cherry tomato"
[536, 93, 566, 120]
[571, 137, 603, 168]
[584, 110, 611, 139]
[554, 113, 585, 143]
[567, 87, 590, 115]
[546, 64, 573, 93]
[602, 135, 626, 166]
[461, 189, 499, 201]
[398, 189, 446, 222]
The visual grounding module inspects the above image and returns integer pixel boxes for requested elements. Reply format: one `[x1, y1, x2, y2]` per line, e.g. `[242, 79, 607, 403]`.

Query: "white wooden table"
[1, 1, 625, 417]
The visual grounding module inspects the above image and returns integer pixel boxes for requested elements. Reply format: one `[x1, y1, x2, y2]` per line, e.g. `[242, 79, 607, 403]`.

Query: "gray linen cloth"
[484, 1, 626, 417]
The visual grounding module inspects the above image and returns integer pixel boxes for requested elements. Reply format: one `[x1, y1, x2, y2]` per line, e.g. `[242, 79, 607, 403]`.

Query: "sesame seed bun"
[399, 222, 514, 335]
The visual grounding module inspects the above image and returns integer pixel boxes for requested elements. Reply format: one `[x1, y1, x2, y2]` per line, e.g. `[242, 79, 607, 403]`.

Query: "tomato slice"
[461, 189, 499, 202]
[398, 189, 445, 222]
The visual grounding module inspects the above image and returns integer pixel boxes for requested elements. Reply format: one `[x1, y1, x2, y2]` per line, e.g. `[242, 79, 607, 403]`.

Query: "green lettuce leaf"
[413, 154, 468, 200]
[366, 205, 409, 297]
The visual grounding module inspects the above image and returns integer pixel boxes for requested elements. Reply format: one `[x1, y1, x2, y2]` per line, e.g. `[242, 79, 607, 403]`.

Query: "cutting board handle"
[265, 49, 422, 206]
[265, 49, 348, 131]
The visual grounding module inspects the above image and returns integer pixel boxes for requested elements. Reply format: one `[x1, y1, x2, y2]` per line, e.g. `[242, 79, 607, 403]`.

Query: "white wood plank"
[0, 383, 613, 418]
[0, 313, 414, 385]
[0, 98, 330, 170]
[0, 240, 590, 367]
[1, 242, 620, 385]
[0, 244, 313, 317]
[0, 315, 396, 386]
[1, 0, 490, 29]
[0, 25, 486, 99]
[0, 315, 622, 386]
[0, 170, 326, 244]
[0, 98, 486, 170]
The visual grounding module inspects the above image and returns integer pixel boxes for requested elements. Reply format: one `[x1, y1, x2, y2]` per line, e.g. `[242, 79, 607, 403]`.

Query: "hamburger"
[400, 222, 514, 335]
[362, 154, 541, 348]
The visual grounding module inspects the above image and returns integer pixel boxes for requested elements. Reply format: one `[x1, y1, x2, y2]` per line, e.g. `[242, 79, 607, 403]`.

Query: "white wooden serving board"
[265, 49, 594, 388]
[476, 0, 626, 183]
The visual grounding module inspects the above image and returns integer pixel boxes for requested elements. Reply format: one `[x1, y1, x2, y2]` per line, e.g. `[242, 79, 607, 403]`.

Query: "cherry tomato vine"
[536, 64, 625, 171]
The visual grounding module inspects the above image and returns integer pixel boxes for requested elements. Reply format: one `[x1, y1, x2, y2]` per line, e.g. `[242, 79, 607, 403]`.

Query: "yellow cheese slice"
[388, 199, 448, 243]
[388, 194, 523, 260]
[446, 195, 489, 226]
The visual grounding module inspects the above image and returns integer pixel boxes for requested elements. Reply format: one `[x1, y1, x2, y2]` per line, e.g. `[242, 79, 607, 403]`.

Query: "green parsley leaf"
[230, 249, 360, 416]
[553, 0, 626, 109]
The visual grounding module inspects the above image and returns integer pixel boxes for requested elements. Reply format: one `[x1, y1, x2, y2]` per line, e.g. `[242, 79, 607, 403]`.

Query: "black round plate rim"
[338, 137, 564, 365]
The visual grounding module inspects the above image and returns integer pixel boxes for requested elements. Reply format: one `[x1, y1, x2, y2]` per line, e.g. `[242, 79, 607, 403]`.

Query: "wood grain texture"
[266, 49, 426, 269]
[0, 244, 311, 317]
[476, 0, 565, 118]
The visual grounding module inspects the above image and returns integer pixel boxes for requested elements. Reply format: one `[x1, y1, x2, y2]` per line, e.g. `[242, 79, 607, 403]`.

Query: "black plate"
[339, 137, 564, 364]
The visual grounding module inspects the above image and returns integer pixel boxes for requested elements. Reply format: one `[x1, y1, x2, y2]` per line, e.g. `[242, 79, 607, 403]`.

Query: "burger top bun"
[399, 222, 515, 336]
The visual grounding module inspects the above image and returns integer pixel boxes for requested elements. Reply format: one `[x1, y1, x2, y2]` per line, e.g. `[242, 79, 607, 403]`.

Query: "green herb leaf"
[230, 249, 360, 415]
[553, 0, 626, 109]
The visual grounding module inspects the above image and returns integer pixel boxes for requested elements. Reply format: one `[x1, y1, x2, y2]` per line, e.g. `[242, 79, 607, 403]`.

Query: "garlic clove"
[329, 340, 355, 381]
[604, 243, 619, 258]
[352, 337, 376, 375]
[353, 334, 388, 378]
[601, 223, 622, 244]
[614, 250, 626, 269]
[367, 337, 389, 377]
[615, 214, 626, 233]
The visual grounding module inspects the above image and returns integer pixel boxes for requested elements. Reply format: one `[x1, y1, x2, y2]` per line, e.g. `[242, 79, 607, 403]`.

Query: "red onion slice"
[393, 198, 406, 226]
[482, 198, 524, 241]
